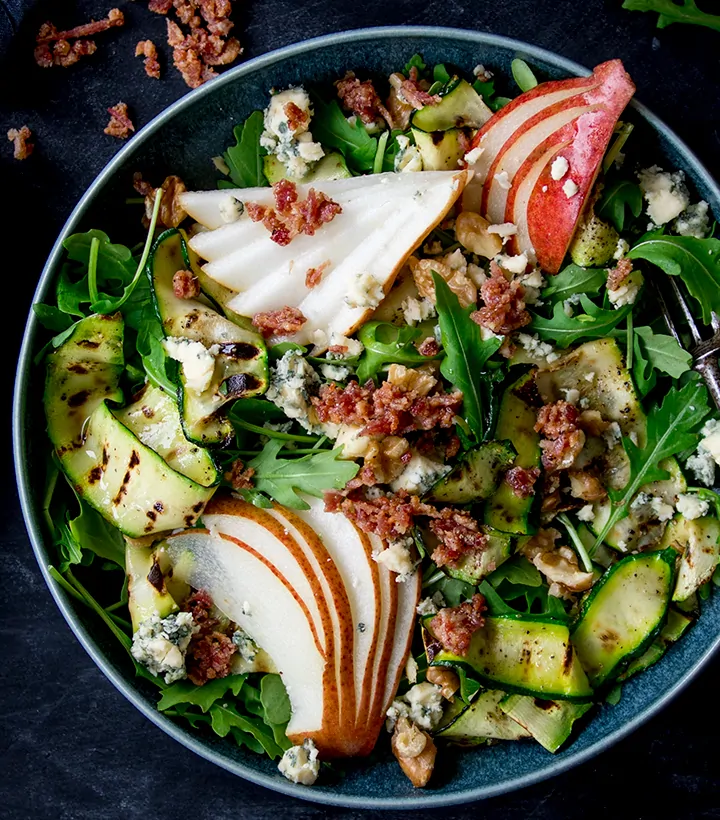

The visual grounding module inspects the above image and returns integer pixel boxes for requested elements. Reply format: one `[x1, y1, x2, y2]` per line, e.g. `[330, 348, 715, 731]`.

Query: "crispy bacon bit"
[7, 126, 34, 160]
[428, 508, 488, 568]
[104, 103, 135, 139]
[312, 378, 462, 437]
[34, 9, 122, 68]
[247, 180, 342, 246]
[36, 9, 124, 43]
[400, 66, 442, 109]
[445, 434, 461, 460]
[184, 590, 236, 685]
[149, 0, 174, 13]
[35, 38, 97, 68]
[327, 344, 348, 355]
[166, 19, 216, 87]
[136, 39, 161, 78]
[535, 400, 586, 472]
[133, 173, 188, 228]
[429, 594, 487, 657]
[472, 262, 530, 335]
[225, 459, 255, 490]
[305, 260, 330, 289]
[172, 269, 200, 299]
[417, 337, 440, 357]
[506, 466, 541, 499]
[607, 257, 633, 290]
[284, 101, 309, 132]
[335, 72, 391, 126]
[252, 306, 307, 338]
[325, 489, 434, 541]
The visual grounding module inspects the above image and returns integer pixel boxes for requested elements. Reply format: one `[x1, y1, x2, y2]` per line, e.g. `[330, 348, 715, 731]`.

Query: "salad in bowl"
[29, 48, 720, 792]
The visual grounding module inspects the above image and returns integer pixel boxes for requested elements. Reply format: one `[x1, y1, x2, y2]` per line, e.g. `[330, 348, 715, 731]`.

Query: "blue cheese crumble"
[394, 135, 423, 173]
[266, 350, 323, 433]
[638, 165, 690, 226]
[686, 419, 720, 486]
[278, 739, 320, 785]
[162, 337, 216, 394]
[676, 493, 710, 521]
[390, 451, 451, 495]
[131, 611, 196, 684]
[260, 87, 324, 178]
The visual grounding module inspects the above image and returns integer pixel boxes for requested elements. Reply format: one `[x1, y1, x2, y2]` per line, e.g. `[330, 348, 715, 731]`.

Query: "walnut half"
[391, 717, 437, 788]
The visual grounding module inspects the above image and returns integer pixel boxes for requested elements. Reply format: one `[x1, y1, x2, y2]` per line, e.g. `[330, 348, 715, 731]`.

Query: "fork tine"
[712, 312, 720, 333]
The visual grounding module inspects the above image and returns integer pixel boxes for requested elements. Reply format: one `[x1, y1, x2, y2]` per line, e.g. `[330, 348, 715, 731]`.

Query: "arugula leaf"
[487, 556, 542, 588]
[634, 326, 692, 378]
[403, 53, 427, 76]
[627, 234, 720, 325]
[230, 397, 288, 425]
[530, 294, 632, 347]
[622, 0, 720, 31]
[597, 179, 643, 232]
[136, 301, 175, 394]
[433, 63, 451, 84]
[511, 58, 538, 92]
[592, 378, 712, 551]
[540, 264, 606, 305]
[158, 675, 246, 713]
[248, 439, 359, 509]
[208, 701, 285, 757]
[355, 321, 434, 383]
[433, 273, 502, 441]
[426, 573, 475, 608]
[63, 230, 136, 287]
[632, 332, 657, 397]
[309, 93, 377, 173]
[223, 111, 268, 188]
[260, 673, 292, 725]
[373, 130, 389, 174]
[68, 497, 125, 568]
[33, 303, 75, 332]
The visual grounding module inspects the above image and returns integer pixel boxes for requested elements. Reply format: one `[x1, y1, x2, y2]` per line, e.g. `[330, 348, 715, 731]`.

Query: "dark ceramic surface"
[5, 6, 720, 818]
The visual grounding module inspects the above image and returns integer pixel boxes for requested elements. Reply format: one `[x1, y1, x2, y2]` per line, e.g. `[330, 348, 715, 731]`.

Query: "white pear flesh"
[181, 171, 470, 343]
[381, 567, 422, 717]
[164, 528, 327, 739]
[265, 504, 358, 732]
[294, 496, 381, 727]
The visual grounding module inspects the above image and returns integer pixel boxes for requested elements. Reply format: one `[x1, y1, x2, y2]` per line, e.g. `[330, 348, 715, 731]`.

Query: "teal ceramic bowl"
[13, 26, 720, 809]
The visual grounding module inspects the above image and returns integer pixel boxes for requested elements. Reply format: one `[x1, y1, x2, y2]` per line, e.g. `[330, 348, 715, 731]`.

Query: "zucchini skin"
[484, 372, 541, 535]
[426, 440, 516, 505]
[426, 615, 593, 702]
[499, 694, 592, 753]
[411, 79, 492, 132]
[435, 689, 531, 743]
[148, 229, 268, 446]
[571, 549, 676, 688]
[44, 314, 216, 538]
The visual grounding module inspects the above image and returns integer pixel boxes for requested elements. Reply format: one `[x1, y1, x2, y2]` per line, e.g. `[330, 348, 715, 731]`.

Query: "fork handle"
[694, 354, 720, 411]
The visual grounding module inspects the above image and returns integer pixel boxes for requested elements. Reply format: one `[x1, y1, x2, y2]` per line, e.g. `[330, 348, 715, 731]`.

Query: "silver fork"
[656, 277, 720, 410]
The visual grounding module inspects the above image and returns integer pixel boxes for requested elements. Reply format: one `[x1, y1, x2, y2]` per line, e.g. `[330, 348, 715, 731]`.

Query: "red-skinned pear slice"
[382, 565, 422, 717]
[294, 497, 381, 730]
[180, 171, 470, 343]
[360, 535, 398, 752]
[265, 503, 357, 735]
[464, 60, 635, 272]
[164, 528, 329, 744]
[202, 497, 333, 655]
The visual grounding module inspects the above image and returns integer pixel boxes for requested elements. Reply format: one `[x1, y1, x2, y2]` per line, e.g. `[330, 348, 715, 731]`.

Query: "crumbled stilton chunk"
[278, 739, 320, 786]
[131, 611, 196, 684]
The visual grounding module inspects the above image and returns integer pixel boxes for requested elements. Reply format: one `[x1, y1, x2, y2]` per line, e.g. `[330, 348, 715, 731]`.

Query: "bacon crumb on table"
[172, 269, 200, 299]
[247, 180, 342, 246]
[136, 39, 161, 78]
[104, 103, 135, 139]
[34, 9, 123, 68]
[7, 126, 34, 160]
[252, 306, 307, 337]
[429, 594, 487, 657]
[471, 262, 530, 335]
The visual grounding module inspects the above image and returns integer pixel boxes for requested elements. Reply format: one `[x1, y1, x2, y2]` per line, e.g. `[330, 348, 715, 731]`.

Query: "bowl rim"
[13, 24, 720, 809]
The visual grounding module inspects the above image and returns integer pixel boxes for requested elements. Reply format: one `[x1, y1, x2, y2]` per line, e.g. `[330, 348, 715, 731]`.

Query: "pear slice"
[294, 497, 382, 730]
[381, 567, 422, 717]
[180, 171, 470, 343]
[164, 528, 328, 741]
[265, 504, 358, 734]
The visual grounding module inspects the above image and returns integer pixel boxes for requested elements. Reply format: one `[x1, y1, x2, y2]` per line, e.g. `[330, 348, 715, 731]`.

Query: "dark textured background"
[3, 1, 720, 817]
